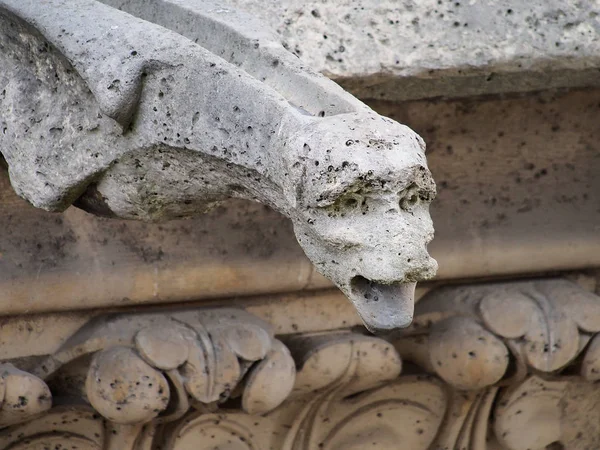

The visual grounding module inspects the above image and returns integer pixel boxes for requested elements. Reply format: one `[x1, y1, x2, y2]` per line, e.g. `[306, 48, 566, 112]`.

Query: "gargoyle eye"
[321, 192, 366, 217]
[343, 194, 362, 209]
[402, 193, 419, 209]
[399, 183, 425, 211]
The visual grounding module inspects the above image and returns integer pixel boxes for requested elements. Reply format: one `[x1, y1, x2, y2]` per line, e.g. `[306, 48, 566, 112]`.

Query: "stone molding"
[0, 278, 599, 449]
[225, 0, 600, 102]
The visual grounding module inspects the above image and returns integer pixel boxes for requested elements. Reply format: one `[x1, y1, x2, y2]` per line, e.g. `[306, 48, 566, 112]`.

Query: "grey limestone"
[227, 0, 600, 100]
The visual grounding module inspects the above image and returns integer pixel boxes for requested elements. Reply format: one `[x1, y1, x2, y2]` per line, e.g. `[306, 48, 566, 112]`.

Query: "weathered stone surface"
[86, 347, 170, 424]
[228, 0, 600, 100]
[384, 88, 600, 280]
[0, 406, 105, 450]
[0, 0, 598, 447]
[0, 0, 439, 332]
[398, 278, 600, 383]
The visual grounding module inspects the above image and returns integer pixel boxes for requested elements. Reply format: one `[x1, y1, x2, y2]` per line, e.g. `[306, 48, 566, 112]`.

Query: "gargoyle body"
[0, 0, 437, 331]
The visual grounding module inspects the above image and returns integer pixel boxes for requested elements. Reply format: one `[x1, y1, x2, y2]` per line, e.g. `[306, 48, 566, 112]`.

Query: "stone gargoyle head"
[280, 113, 437, 332]
[0, 0, 437, 332]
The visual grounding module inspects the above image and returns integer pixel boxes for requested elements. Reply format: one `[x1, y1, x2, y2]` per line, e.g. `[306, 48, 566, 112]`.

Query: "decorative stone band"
[396, 278, 600, 387]
[1, 278, 599, 449]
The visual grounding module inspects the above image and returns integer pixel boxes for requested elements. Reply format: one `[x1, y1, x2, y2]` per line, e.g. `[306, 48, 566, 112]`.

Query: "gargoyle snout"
[347, 276, 418, 333]
[342, 250, 437, 333]
[292, 209, 437, 333]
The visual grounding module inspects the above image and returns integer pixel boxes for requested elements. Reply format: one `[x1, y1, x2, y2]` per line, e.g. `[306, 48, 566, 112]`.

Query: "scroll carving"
[2, 278, 600, 449]
[0, 406, 104, 450]
[398, 278, 600, 387]
[0, 0, 437, 331]
[0, 364, 51, 428]
[46, 308, 295, 420]
[161, 332, 446, 450]
[0, 307, 297, 449]
[0, 310, 446, 450]
[394, 278, 600, 449]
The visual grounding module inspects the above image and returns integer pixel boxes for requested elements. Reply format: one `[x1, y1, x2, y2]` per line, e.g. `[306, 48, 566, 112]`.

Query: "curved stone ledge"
[227, 0, 600, 101]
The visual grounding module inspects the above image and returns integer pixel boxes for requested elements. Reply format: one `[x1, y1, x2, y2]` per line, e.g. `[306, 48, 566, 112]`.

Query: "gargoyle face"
[283, 112, 438, 332]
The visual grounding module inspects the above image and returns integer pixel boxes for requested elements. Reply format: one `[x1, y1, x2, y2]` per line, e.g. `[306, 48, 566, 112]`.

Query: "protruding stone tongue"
[349, 277, 416, 333]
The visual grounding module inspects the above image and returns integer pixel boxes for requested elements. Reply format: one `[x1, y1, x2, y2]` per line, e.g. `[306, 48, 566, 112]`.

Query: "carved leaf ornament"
[394, 278, 600, 449]
[0, 308, 298, 449]
[162, 332, 446, 450]
[0, 365, 51, 428]
[400, 279, 600, 387]
[44, 309, 295, 423]
[0, 317, 452, 450]
[2, 280, 600, 448]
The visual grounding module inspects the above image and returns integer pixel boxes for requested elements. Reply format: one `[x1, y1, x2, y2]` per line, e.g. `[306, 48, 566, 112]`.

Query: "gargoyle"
[0, 0, 437, 331]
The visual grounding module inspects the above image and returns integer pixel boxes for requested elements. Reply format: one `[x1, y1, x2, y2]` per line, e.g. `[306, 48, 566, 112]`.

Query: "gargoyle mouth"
[349, 276, 416, 333]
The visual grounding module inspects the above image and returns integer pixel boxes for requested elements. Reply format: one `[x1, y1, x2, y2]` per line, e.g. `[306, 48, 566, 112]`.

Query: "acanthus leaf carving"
[493, 376, 566, 450]
[428, 316, 509, 390]
[2, 319, 434, 450]
[161, 331, 447, 450]
[1, 278, 600, 449]
[392, 277, 600, 450]
[85, 346, 171, 425]
[0, 405, 104, 449]
[399, 278, 600, 389]
[65, 308, 293, 418]
[279, 333, 404, 449]
[241, 339, 296, 415]
[162, 376, 446, 450]
[312, 376, 446, 450]
[0, 307, 293, 449]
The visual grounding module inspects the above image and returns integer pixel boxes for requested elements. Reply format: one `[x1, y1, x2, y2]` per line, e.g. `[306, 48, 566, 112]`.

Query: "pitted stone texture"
[86, 347, 170, 424]
[0, 0, 437, 331]
[0, 365, 52, 427]
[229, 0, 600, 100]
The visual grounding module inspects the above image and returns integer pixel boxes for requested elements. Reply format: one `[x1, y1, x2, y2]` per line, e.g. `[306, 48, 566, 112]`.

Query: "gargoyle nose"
[348, 277, 417, 333]
[405, 254, 438, 281]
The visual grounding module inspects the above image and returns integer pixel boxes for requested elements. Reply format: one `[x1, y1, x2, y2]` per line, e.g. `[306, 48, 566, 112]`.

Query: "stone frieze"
[0, 278, 598, 449]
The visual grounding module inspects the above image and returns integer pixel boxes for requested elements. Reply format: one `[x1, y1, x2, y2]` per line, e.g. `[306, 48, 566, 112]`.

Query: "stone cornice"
[223, 0, 600, 101]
